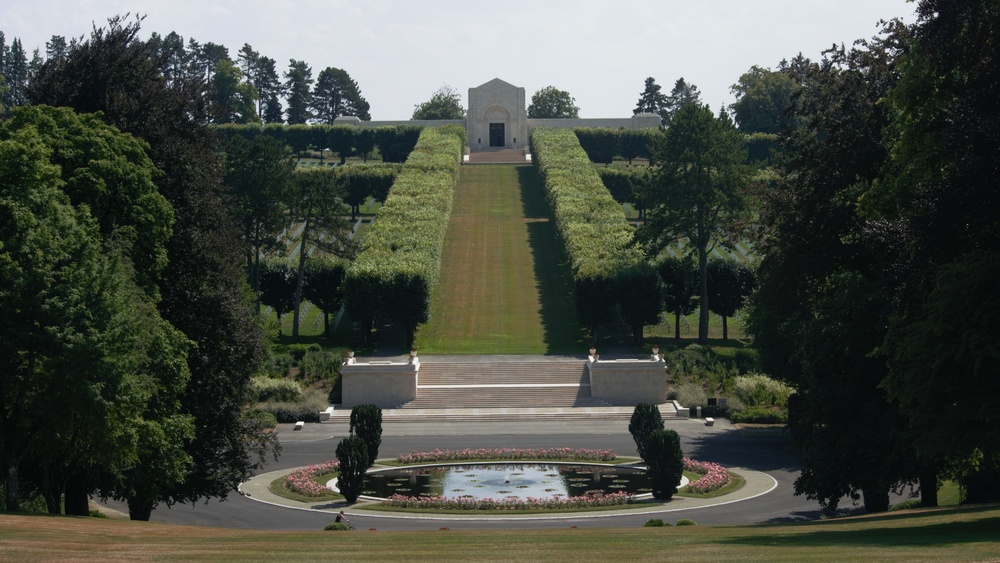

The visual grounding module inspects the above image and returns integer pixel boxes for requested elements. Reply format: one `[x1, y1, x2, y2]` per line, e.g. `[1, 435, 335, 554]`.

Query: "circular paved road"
[111, 418, 832, 531]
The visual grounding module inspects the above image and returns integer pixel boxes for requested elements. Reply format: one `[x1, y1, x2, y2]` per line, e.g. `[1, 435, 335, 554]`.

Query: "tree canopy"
[639, 103, 750, 342]
[411, 85, 465, 120]
[527, 86, 579, 118]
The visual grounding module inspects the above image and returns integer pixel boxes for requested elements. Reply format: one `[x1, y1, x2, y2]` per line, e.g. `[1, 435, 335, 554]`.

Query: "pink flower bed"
[395, 447, 616, 464]
[683, 457, 731, 494]
[382, 491, 633, 510]
[283, 460, 339, 497]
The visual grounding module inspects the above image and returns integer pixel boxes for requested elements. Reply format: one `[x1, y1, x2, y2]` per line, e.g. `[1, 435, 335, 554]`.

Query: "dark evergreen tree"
[312, 66, 370, 123]
[349, 404, 383, 467]
[335, 436, 368, 503]
[634, 76, 669, 124]
[628, 403, 664, 462]
[283, 59, 313, 124]
[643, 429, 684, 500]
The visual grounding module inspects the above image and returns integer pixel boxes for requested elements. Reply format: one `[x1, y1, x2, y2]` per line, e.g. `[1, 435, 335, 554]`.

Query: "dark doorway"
[489, 123, 505, 147]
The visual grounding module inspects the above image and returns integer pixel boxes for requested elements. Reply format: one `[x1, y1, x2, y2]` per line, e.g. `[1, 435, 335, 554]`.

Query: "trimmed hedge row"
[344, 127, 464, 347]
[213, 123, 423, 163]
[574, 127, 663, 165]
[530, 128, 658, 340]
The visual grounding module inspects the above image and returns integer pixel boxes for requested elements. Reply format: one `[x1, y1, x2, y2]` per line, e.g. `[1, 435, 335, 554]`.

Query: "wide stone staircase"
[404, 361, 607, 409]
[466, 148, 530, 164]
[331, 358, 678, 423]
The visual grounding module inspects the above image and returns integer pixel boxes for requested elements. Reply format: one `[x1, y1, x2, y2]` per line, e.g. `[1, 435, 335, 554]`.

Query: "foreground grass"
[2, 505, 998, 562]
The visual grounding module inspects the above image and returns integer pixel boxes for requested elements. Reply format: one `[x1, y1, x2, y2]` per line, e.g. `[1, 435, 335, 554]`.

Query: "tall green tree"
[259, 257, 297, 324]
[873, 0, 1000, 501]
[527, 85, 579, 118]
[634, 76, 669, 124]
[730, 66, 798, 135]
[303, 255, 347, 337]
[657, 256, 698, 340]
[0, 129, 141, 512]
[289, 169, 356, 341]
[312, 66, 370, 123]
[639, 103, 750, 342]
[747, 28, 918, 513]
[411, 85, 465, 119]
[706, 258, 755, 340]
[223, 134, 295, 310]
[664, 78, 701, 123]
[209, 59, 259, 124]
[283, 59, 313, 124]
[28, 16, 279, 513]
[1, 36, 29, 109]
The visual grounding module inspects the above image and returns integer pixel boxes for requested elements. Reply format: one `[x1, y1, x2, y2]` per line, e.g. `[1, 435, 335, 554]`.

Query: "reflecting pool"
[339, 463, 687, 501]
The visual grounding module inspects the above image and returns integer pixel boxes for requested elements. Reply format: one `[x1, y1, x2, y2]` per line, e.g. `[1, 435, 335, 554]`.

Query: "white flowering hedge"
[344, 127, 464, 346]
[529, 128, 657, 335]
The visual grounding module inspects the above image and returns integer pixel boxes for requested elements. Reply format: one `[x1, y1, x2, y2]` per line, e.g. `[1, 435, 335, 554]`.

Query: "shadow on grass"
[516, 165, 589, 354]
[719, 507, 1000, 548]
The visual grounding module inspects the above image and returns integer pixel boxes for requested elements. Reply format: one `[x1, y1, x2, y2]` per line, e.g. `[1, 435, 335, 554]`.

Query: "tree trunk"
[323, 311, 330, 337]
[291, 214, 311, 343]
[674, 311, 681, 340]
[128, 496, 154, 521]
[721, 315, 729, 341]
[862, 486, 890, 513]
[698, 244, 709, 343]
[64, 473, 90, 516]
[40, 467, 62, 514]
[5, 459, 20, 512]
[919, 465, 938, 507]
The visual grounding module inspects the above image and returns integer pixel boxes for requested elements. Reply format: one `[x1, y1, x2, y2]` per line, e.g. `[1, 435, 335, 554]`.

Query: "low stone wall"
[587, 359, 667, 405]
[340, 361, 419, 408]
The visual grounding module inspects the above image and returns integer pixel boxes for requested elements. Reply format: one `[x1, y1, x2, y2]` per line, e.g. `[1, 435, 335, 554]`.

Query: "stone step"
[417, 362, 588, 386]
[402, 385, 610, 409]
[465, 149, 528, 164]
[325, 405, 678, 423]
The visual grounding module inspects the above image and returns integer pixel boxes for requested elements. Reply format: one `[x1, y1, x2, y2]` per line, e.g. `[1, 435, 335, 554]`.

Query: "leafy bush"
[889, 500, 922, 512]
[729, 406, 788, 424]
[675, 519, 697, 526]
[675, 382, 707, 407]
[666, 344, 739, 394]
[265, 353, 295, 378]
[731, 373, 795, 408]
[324, 522, 350, 531]
[243, 409, 278, 430]
[643, 518, 669, 527]
[251, 376, 303, 402]
[298, 349, 342, 384]
[285, 344, 311, 362]
[258, 389, 329, 423]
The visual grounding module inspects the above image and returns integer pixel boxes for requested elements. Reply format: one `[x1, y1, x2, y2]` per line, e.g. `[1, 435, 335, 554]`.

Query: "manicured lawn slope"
[2, 505, 998, 561]
[416, 164, 587, 354]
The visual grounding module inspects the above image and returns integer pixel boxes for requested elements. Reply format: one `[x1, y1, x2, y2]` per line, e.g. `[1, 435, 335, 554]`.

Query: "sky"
[5, 0, 917, 120]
